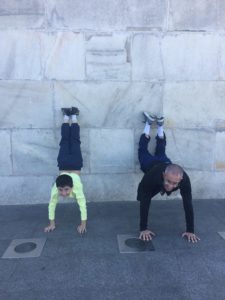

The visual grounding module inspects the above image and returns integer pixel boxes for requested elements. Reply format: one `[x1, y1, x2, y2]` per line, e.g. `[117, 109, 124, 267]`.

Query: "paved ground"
[0, 199, 225, 300]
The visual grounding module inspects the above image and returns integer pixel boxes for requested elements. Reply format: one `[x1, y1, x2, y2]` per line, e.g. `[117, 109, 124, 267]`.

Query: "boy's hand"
[44, 221, 56, 232]
[77, 221, 87, 234]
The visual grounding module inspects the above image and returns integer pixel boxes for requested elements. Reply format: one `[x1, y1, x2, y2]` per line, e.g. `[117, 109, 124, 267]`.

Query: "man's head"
[56, 174, 73, 197]
[163, 164, 183, 192]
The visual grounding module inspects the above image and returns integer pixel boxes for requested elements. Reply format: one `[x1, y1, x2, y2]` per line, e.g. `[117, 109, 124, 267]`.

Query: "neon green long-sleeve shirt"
[48, 172, 87, 221]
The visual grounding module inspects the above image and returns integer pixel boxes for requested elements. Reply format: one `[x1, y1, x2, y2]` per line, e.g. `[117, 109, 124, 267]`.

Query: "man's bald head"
[165, 164, 184, 178]
[163, 164, 183, 192]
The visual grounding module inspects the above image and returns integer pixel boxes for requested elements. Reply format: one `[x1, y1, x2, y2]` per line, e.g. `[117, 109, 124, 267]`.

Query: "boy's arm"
[73, 179, 87, 234]
[44, 185, 58, 232]
[73, 180, 87, 222]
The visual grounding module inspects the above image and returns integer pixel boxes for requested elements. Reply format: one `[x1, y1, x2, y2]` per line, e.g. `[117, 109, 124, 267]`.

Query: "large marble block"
[162, 33, 220, 80]
[86, 34, 131, 80]
[165, 129, 215, 171]
[47, 0, 167, 30]
[189, 171, 225, 199]
[89, 129, 134, 173]
[0, 130, 12, 175]
[220, 36, 225, 80]
[0, 0, 44, 29]
[132, 34, 163, 81]
[218, 1, 225, 30]
[215, 132, 225, 170]
[12, 129, 58, 175]
[81, 173, 141, 202]
[0, 176, 54, 204]
[0, 31, 48, 79]
[54, 81, 163, 128]
[0, 81, 53, 129]
[163, 82, 225, 129]
[169, 0, 218, 31]
[45, 32, 85, 80]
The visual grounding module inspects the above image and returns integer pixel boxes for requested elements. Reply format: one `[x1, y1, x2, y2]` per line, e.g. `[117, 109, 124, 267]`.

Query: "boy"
[44, 107, 87, 234]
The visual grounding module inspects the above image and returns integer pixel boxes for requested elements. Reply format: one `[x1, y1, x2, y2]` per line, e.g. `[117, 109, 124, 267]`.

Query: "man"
[44, 107, 87, 234]
[137, 112, 200, 243]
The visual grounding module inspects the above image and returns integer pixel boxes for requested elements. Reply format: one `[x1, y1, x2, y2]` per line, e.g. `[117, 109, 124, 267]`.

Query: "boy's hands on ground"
[44, 220, 56, 232]
[182, 232, 200, 243]
[77, 221, 87, 234]
[139, 229, 155, 241]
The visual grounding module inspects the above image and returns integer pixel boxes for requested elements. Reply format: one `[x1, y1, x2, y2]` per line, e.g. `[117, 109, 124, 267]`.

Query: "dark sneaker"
[156, 116, 164, 126]
[61, 107, 71, 116]
[143, 112, 156, 125]
[71, 107, 79, 115]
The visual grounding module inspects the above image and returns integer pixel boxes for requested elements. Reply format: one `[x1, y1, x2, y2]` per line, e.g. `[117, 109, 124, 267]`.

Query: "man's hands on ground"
[77, 221, 87, 234]
[182, 232, 200, 243]
[139, 229, 155, 241]
[44, 221, 56, 233]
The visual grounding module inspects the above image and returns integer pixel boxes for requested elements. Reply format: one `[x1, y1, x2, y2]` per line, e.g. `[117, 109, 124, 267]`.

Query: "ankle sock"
[143, 122, 151, 136]
[157, 125, 164, 138]
[71, 115, 77, 123]
[63, 115, 70, 123]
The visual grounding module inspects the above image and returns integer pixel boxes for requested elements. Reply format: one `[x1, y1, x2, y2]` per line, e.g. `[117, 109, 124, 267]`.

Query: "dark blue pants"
[57, 123, 83, 171]
[138, 133, 172, 173]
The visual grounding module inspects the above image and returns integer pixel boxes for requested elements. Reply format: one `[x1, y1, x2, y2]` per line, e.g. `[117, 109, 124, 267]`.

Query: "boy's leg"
[57, 109, 71, 169]
[70, 108, 83, 170]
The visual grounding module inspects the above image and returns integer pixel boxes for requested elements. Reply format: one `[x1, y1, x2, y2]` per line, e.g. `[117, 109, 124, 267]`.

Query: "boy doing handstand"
[44, 107, 87, 234]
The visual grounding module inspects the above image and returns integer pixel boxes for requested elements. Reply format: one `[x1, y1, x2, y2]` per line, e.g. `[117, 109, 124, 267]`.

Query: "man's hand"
[77, 221, 87, 234]
[139, 230, 155, 241]
[182, 232, 200, 243]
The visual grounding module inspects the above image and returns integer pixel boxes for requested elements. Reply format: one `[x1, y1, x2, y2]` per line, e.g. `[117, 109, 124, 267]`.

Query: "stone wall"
[0, 0, 224, 204]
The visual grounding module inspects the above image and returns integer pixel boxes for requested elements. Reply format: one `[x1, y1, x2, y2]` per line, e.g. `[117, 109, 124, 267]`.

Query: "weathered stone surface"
[81, 173, 141, 202]
[165, 129, 215, 171]
[218, 1, 225, 30]
[188, 171, 225, 199]
[215, 132, 225, 171]
[47, 0, 167, 30]
[169, 0, 218, 31]
[0, 0, 45, 29]
[163, 82, 225, 129]
[0, 81, 53, 129]
[220, 35, 225, 80]
[162, 33, 220, 80]
[0, 176, 54, 204]
[54, 81, 163, 128]
[86, 34, 131, 81]
[132, 34, 164, 81]
[132, 32, 221, 81]
[0, 31, 43, 79]
[89, 129, 134, 173]
[45, 32, 85, 80]
[12, 129, 58, 175]
[0, 130, 12, 175]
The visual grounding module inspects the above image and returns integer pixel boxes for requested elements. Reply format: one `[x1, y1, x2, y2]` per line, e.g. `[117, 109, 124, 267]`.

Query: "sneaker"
[71, 107, 79, 116]
[156, 116, 164, 126]
[61, 107, 71, 116]
[143, 112, 156, 125]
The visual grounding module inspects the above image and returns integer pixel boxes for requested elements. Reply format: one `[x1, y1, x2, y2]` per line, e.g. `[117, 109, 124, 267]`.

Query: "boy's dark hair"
[56, 174, 73, 188]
